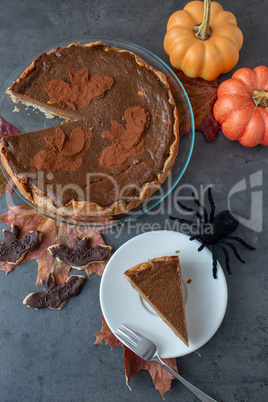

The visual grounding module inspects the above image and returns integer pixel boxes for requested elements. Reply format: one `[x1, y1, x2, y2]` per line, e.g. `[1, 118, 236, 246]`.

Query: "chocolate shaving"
[0, 225, 42, 264]
[48, 237, 112, 269]
[23, 273, 85, 310]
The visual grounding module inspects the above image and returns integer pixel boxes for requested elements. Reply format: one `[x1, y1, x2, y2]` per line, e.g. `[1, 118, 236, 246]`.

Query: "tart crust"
[1, 41, 179, 218]
[124, 255, 189, 346]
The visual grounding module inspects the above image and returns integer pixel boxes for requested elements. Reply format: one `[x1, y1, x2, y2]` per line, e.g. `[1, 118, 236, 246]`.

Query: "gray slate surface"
[0, 1, 267, 401]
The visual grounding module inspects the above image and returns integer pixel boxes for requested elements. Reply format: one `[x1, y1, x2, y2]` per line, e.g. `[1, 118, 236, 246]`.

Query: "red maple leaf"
[94, 317, 178, 399]
[171, 70, 221, 140]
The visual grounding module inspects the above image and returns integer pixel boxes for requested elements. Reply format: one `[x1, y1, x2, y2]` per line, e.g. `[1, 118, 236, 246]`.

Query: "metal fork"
[115, 324, 218, 402]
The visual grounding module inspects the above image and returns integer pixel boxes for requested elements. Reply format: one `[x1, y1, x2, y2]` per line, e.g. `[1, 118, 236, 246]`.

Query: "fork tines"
[116, 324, 141, 348]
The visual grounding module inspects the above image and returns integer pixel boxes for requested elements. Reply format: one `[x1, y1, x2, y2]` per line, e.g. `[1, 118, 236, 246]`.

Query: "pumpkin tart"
[0, 41, 179, 217]
[124, 255, 189, 346]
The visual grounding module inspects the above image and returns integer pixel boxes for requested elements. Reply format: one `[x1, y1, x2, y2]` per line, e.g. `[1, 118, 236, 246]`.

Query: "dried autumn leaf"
[0, 171, 13, 198]
[124, 347, 178, 400]
[94, 317, 178, 399]
[0, 203, 110, 284]
[0, 116, 19, 197]
[0, 116, 20, 139]
[171, 70, 221, 140]
[94, 317, 121, 349]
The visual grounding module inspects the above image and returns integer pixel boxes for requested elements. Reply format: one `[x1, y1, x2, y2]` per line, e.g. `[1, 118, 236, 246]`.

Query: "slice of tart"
[124, 255, 189, 346]
[1, 41, 179, 217]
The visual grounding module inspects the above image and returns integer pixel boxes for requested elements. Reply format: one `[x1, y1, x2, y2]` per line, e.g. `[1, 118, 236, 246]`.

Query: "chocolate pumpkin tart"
[0, 41, 179, 217]
[124, 255, 189, 346]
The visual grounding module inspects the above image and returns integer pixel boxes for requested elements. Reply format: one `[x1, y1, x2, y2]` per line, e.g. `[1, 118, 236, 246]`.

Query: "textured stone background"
[0, 1, 267, 401]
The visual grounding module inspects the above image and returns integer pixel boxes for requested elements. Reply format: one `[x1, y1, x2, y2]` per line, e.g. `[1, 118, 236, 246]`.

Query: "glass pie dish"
[0, 37, 195, 227]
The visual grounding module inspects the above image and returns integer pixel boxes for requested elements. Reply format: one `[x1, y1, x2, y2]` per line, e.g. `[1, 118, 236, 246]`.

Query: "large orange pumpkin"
[164, 0, 243, 81]
[213, 66, 268, 147]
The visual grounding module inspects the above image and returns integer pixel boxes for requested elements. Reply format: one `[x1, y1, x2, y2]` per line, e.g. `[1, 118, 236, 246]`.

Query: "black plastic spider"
[169, 188, 255, 278]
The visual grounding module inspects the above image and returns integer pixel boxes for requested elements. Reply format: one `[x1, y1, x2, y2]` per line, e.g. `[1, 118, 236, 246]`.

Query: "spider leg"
[197, 243, 206, 252]
[224, 235, 255, 250]
[211, 244, 232, 276]
[191, 192, 208, 223]
[189, 234, 206, 249]
[218, 244, 232, 275]
[208, 187, 215, 222]
[176, 201, 203, 221]
[218, 240, 245, 263]
[188, 234, 203, 243]
[169, 216, 201, 238]
[209, 245, 218, 279]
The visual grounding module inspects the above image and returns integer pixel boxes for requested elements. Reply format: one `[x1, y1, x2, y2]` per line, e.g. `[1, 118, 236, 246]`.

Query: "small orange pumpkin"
[164, 0, 243, 81]
[213, 66, 268, 147]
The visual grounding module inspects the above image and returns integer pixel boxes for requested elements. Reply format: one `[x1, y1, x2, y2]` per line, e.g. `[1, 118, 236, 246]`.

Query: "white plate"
[100, 230, 228, 358]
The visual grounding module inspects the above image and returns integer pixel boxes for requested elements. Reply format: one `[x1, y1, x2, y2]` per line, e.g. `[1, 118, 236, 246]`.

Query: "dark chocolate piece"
[48, 237, 112, 269]
[23, 273, 85, 310]
[0, 225, 42, 264]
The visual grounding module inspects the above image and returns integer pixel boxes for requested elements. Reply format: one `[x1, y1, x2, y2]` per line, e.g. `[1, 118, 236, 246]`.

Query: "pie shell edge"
[1, 41, 179, 218]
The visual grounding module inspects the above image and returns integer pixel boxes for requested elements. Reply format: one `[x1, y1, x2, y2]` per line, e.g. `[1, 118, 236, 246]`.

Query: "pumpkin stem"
[252, 90, 268, 108]
[194, 0, 212, 41]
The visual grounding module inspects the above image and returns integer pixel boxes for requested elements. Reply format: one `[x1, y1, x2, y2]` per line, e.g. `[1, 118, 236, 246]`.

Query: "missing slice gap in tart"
[1, 41, 179, 217]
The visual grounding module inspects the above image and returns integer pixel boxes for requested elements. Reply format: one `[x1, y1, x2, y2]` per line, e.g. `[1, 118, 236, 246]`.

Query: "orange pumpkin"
[213, 66, 268, 147]
[164, 0, 243, 81]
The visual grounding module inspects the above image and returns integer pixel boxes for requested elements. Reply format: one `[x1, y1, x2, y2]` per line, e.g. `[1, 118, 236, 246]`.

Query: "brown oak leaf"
[171, 70, 221, 140]
[94, 317, 178, 399]
[44, 67, 114, 111]
[0, 204, 110, 284]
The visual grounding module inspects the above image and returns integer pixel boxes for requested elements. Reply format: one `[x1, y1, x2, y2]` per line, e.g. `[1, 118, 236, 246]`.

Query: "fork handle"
[155, 355, 218, 402]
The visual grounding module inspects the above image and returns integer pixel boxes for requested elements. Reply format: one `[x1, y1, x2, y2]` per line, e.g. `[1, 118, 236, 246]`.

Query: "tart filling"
[1, 41, 179, 217]
[124, 255, 189, 346]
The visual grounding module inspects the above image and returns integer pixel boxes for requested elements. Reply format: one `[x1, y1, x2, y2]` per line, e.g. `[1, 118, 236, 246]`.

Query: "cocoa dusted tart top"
[1, 41, 179, 217]
[124, 255, 189, 347]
